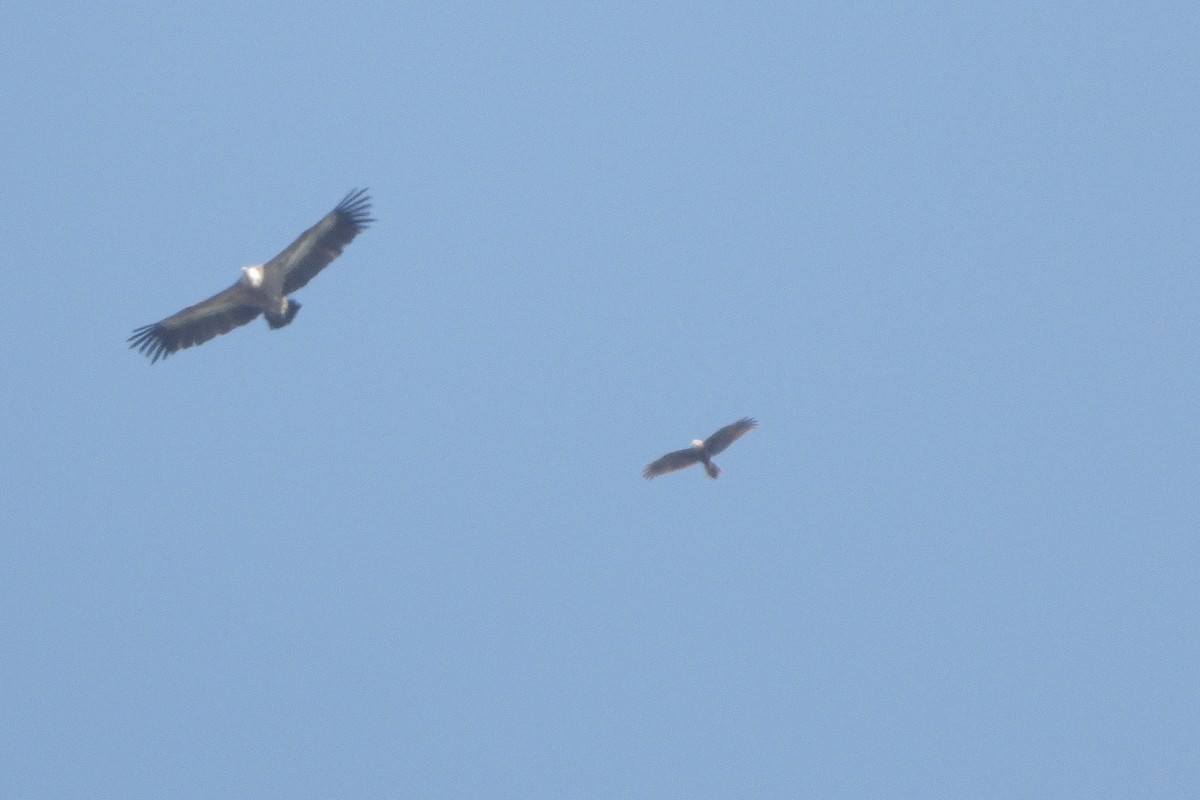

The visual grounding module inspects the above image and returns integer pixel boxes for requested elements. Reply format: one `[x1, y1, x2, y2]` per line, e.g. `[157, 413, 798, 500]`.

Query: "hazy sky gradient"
[2, 2, 1197, 797]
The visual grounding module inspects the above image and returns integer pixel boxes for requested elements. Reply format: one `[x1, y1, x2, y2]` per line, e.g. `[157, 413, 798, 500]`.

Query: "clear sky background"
[2, 2, 1196, 797]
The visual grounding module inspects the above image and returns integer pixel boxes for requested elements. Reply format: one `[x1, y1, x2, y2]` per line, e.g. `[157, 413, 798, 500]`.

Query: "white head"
[692, 439, 705, 449]
[240, 264, 265, 288]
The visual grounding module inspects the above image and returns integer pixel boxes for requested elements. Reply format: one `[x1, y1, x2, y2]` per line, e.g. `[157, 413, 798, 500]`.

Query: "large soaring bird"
[643, 418, 758, 479]
[128, 189, 373, 363]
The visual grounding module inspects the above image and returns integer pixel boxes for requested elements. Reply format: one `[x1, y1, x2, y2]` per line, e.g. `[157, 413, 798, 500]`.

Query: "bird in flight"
[643, 417, 758, 479]
[129, 189, 373, 363]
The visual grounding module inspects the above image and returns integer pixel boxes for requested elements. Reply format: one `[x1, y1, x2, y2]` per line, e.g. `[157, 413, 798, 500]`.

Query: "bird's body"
[643, 418, 758, 479]
[129, 189, 373, 363]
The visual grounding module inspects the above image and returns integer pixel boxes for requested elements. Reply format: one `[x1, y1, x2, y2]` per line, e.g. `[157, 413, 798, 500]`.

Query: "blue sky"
[2, 2, 1197, 797]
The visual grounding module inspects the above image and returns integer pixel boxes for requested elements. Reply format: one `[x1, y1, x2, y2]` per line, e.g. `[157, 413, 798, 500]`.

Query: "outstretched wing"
[267, 188, 374, 295]
[643, 448, 702, 479]
[128, 283, 262, 363]
[703, 417, 758, 455]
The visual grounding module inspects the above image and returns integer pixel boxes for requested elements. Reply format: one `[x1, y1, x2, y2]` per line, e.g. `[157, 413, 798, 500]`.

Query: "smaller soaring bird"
[128, 189, 373, 363]
[643, 417, 758, 480]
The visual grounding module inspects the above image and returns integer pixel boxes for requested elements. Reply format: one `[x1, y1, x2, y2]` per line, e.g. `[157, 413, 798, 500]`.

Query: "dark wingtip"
[128, 324, 171, 364]
[335, 187, 374, 228]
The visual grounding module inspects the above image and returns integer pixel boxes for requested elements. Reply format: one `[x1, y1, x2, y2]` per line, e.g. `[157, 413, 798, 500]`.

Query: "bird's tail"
[266, 299, 301, 330]
[704, 461, 720, 479]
